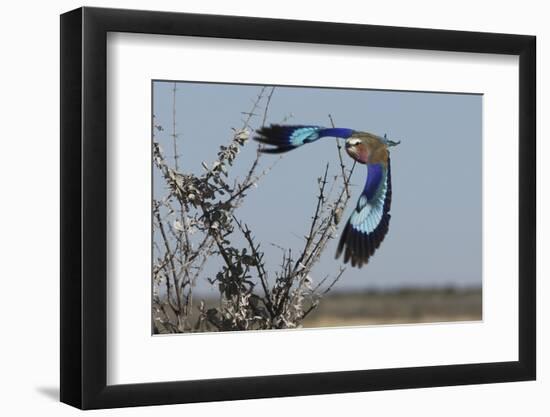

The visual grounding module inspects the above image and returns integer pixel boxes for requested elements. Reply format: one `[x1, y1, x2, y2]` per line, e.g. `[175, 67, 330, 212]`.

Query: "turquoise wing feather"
[254, 125, 354, 153]
[336, 161, 392, 267]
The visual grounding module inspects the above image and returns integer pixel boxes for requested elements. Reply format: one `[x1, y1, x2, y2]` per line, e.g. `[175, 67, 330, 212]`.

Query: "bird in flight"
[254, 125, 400, 268]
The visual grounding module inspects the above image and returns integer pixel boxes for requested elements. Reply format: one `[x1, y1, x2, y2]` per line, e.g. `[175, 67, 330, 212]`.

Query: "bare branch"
[152, 86, 353, 333]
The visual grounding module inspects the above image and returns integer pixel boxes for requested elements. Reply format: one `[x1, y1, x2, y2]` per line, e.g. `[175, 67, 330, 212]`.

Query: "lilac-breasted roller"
[254, 125, 400, 268]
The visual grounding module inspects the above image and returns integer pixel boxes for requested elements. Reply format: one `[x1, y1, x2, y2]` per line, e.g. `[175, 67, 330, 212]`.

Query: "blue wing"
[336, 161, 392, 267]
[255, 124, 354, 153]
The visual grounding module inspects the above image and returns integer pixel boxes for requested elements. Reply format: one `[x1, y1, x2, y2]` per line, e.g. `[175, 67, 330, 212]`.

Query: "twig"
[153, 201, 181, 313]
[301, 267, 346, 320]
[329, 113, 351, 199]
[262, 87, 276, 126]
[293, 163, 330, 274]
[232, 215, 275, 317]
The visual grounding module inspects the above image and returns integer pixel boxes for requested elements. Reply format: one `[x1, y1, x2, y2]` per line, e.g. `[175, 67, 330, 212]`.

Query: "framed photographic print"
[60, 6, 536, 409]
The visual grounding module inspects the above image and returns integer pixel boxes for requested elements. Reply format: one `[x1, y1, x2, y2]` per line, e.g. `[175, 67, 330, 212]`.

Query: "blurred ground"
[154, 287, 482, 332]
[301, 287, 482, 327]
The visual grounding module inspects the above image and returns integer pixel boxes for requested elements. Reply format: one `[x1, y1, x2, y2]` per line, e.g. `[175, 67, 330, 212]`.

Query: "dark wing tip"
[254, 124, 296, 154]
[258, 146, 297, 154]
[335, 216, 391, 268]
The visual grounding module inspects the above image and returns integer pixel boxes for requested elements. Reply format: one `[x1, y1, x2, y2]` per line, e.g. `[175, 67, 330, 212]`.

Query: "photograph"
[54, 4, 537, 411]
[151, 81, 482, 334]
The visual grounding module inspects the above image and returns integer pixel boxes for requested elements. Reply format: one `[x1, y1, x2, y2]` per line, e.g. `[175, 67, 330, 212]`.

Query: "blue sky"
[153, 81, 482, 295]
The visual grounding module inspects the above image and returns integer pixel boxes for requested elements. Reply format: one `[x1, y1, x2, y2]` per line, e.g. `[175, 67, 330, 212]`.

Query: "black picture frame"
[60, 6, 536, 410]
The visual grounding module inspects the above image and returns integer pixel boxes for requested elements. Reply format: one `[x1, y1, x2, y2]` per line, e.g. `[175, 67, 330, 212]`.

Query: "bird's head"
[345, 133, 400, 165]
[346, 137, 368, 164]
[345, 137, 375, 164]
